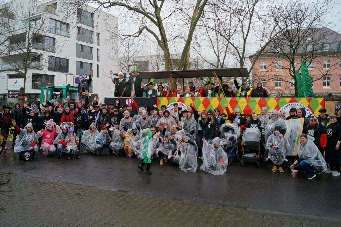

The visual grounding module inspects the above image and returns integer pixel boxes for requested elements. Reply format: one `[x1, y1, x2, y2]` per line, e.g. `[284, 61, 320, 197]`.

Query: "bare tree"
[0, 1, 52, 93]
[260, 0, 334, 96]
[77, 0, 207, 70]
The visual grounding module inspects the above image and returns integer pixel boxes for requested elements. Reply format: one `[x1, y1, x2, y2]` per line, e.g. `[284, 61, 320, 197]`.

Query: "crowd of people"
[111, 70, 269, 98]
[1, 92, 340, 178]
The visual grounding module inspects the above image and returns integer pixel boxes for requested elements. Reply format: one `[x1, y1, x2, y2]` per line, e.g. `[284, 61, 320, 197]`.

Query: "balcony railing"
[32, 43, 56, 53]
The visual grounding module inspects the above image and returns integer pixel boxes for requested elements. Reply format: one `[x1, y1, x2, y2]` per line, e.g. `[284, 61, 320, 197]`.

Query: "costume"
[177, 132, 198, 172]
[37, 119, 59, 156]
[94, 129, 111, 155]
[284, 118, 305, 156]
[266, 133, 285, 166]
[109, 127, 124, 154]
[138, 128, 153, 174]
[54, 123, 79, 159]
[13, 123, 38, 153]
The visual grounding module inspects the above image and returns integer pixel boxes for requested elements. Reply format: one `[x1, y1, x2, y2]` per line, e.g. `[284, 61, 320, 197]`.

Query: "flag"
[300, 61, 314, 97]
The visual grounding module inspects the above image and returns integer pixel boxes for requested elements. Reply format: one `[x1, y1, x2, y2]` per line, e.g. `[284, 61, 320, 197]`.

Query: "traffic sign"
[8, 90, 20, 98]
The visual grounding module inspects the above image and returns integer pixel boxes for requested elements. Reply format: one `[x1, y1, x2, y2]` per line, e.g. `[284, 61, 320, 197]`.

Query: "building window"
[80, 62, 83, 69]
[77, 8, 94, 27]
[76, 27, 93, 44]
[49, 18, 69, 36]
[323, 60, 330, 70]
[273, 44, 282, 53]
[80, 44, 83, 52]
[307, 60, 314, 69]
[48, 56, 69, 73]
[274, 77, 282, 88]
[323, 76, 330, 88]
[306, 43, 313, 52]
[97, 48, 100, 62]
[260, 62, 266, 70]
[97, 33, 100, 46]
[274, 61, 282, 70]
[290, 78, 295, 88]
[97, 64, 99, 77]
[322, 43, 330, 52]
[290, 61, 297, 71]
[32, 74, 54, 89]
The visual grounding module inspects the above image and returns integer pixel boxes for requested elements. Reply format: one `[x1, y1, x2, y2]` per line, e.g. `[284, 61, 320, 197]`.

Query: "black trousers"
[140, 161, 151, 171]
[326, 149, 340, 172]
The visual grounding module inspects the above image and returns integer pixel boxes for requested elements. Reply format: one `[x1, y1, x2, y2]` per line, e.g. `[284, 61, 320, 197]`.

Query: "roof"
[138, 68, 249, 79]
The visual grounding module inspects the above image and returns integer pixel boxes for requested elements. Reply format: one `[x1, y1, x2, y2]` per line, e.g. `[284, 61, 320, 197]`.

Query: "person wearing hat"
[130, 66, 143, 97]
[114, 72, 131, 97]
[203, 109, 218, 144]
[325, 113, 341, 176]
[234, 77, 251, 97]
[157, 84, 167, 97]
[266, 126, 285, 173]
[200, 137, 228, 175]
[37, 119, 58, 157]
[250, 80, 269, 97]
[302, 115, 327, 153]
[0, 105, 13, 152]
[143, 81, 157, 98]
[286, 108, 297, 120]
[78, 72, 92, 103]
[204, 81, 215, 97]
[96, 107, 110, 131]
[221, 79, 235, 97]
[317, 108, 329, 128]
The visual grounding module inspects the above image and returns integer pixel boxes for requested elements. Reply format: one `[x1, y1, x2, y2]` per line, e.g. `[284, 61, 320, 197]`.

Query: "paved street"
[1, 148, 341, 226]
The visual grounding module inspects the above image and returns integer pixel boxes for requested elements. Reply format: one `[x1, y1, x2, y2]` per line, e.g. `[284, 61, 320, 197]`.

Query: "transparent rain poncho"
[110, 128, 124, 151]
[182, 117, 197, 140]
[130, 131, 142, 157]
[200, 142, 228, 175]
[148, 114, 160, 128]
[284, 118, 305, 156]
[264, 116, 286, 142]
[81, 129, 99, 152]
[137, 117, 151, 129]
[178, 137, 198, 172]
[266, 133, 285, 165]
[298, 138, 327, 172]
[220, 123, 240, 148]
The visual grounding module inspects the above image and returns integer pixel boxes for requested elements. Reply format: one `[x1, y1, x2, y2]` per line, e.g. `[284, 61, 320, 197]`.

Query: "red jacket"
[60, 112, 74, 123]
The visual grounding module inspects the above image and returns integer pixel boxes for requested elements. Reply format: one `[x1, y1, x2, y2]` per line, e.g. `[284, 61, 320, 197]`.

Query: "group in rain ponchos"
[200, 137, 228, 175]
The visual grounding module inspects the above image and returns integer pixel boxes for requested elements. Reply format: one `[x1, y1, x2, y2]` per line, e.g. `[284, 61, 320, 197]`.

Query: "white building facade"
[0, 0, 118, 102]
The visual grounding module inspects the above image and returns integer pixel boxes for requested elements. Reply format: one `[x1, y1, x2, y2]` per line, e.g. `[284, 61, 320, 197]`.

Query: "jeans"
[299, 160, 318, 175]
[14, 145, 38, 153]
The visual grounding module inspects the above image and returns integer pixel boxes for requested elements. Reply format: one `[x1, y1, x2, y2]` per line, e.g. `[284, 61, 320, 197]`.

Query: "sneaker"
[324, 169, 331, 174]
[307, 174, 316, 180]
[278, 166, 284, 173]
[271, 166, 277, 172]
[332, 171, 340, 177]
[138, 164, 144, 171]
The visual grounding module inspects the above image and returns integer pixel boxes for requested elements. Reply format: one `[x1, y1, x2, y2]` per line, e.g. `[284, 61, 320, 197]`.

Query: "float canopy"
[138, 68, 249, 79]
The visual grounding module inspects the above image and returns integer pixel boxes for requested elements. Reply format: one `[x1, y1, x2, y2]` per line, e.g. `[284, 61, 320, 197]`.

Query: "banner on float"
[157, 97, 324, 116]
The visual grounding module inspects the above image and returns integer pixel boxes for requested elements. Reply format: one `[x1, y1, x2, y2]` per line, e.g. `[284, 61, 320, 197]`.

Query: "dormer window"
[322, 43, 330, 52]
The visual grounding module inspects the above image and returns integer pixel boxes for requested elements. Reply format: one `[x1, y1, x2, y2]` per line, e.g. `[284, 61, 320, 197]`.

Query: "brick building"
[250, 27, 341, 96]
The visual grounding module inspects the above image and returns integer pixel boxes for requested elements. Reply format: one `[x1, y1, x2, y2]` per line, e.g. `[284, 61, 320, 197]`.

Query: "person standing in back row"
[234, 77, 251, 97]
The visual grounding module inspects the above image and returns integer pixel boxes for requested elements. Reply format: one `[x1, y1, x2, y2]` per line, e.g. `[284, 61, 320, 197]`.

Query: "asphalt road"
[1, 150, 340, 224]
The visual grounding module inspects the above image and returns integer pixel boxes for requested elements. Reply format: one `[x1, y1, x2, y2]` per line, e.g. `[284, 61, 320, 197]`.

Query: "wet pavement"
[1, 149, 341, 226]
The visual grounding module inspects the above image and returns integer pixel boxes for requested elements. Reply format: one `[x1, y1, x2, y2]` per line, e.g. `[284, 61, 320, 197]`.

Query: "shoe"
[307, 174, 316, 180]
[146, 170, 152, 175]
[324, 169, 331, 174]
[159, 159, 163, 165]
[76, 155, 80, 159]
[271, 166, 277, 172]
[278, 166, 284, 173]
[332, 171, 340, 177]
[138, 164, 144, 171]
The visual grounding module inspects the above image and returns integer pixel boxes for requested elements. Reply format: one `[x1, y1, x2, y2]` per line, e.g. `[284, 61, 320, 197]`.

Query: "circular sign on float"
[166, 102, 188, 116]
[279, 102, 313, 118]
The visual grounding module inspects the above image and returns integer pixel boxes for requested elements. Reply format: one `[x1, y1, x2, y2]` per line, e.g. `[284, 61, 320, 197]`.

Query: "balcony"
[32, 3, 58, 16]
[0, 61, 42, 71]
[32, 43, 56, 53]
[8, 42, 26, 52]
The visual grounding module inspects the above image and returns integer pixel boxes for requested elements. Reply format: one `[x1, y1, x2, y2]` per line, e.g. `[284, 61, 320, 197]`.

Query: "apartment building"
[0, 0, 118, 102]
[250, 27, 341, 96]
